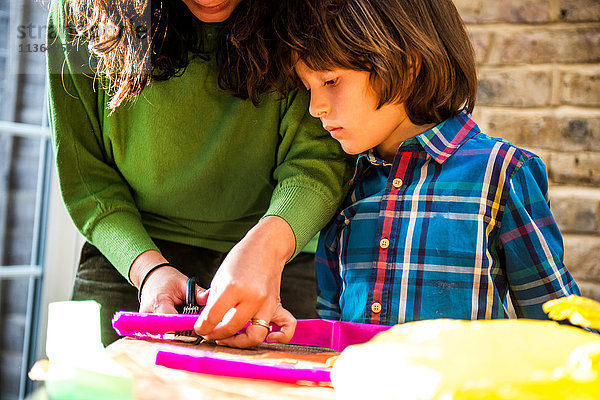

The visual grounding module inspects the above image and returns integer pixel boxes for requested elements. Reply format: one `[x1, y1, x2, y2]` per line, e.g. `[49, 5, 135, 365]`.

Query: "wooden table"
[105, 338, 338, 400]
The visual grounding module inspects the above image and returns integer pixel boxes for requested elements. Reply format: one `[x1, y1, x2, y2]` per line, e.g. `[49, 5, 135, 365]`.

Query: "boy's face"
[295, 61, 415, 161]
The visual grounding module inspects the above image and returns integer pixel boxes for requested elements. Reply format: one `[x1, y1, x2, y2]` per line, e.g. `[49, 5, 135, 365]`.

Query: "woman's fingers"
[214, 305, 297, 347]
[266, 305, 297, 343]
[195, 287, 210, 306]
[194, 216, 288, 345]
[214, 307, 275, 348]
[210, 300, 293, 348]
[193, 297, 230, 336]
[195, 288, 263, 339]
[150, 300, 179, 314]
[194, 265, 270, 338]
[215, 321, 271, 348]
[196, 303, 255, 340]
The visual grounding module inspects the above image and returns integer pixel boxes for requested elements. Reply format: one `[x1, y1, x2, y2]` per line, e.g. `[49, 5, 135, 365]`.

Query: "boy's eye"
[323, 78, 338, 87]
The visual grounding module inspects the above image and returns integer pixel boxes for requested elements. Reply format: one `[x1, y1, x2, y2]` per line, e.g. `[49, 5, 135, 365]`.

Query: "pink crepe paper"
[155, 344, 332, 384]
[112, 311, 392, 351]
[112, 312, 392, 384]
[285, 318, 391, 351]
[112, 311, 198, 338]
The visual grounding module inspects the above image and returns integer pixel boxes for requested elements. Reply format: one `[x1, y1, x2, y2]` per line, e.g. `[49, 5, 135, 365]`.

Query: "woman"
[46, 0, 351, 347]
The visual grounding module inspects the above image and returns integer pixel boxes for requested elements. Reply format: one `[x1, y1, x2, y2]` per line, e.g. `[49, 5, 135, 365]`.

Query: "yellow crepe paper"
[543, 295, 600, 330]
[332, 318, 600, 399]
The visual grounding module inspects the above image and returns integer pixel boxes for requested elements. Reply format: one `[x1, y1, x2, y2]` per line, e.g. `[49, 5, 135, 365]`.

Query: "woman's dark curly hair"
[68, 0, 280, 109]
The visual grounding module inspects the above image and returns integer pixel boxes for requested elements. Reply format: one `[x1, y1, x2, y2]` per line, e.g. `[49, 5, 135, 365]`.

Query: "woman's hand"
[193, 216, 296, 347]
[264, 303, 297, 344]
[217, 303, 296, 347]
[130, 250, 208, 313]
[214, 303, 297, 348]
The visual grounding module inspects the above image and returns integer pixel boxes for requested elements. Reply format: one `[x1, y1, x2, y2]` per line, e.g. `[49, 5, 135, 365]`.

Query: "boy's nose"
[308, 96, 330, 118]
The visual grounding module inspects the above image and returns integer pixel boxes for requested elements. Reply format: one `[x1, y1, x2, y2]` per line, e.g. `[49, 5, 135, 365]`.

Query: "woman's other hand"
[130, 250, 197, 313]
[194, 216, 296, 347]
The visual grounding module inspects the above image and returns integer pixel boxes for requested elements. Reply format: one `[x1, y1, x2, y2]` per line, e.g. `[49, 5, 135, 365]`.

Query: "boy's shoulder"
[446, 125, 549, 185]
[417, 112, 541, 170]
[458, 129, 539, 164]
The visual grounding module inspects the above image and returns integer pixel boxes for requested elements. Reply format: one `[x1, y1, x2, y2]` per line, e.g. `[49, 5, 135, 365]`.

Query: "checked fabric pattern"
[315, 110, 581, 325]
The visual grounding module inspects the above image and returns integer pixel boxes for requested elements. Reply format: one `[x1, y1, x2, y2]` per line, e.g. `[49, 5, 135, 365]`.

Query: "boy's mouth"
[324, 125, 343, 137]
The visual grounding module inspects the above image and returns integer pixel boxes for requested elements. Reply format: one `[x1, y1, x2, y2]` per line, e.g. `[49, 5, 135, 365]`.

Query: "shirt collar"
[364, 149, 393, 166]
[350, 150, 390, 184]
[413, 110, 480, 164]
[350, 110, 480, 182]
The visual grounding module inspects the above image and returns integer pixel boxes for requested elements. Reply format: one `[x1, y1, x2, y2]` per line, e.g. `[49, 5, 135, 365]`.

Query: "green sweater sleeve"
[266, 90, 353, 257]
[46, 0, 158, 282]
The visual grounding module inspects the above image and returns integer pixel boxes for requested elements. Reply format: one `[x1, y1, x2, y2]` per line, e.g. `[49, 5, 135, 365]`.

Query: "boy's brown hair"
[275, 0, 477, 125]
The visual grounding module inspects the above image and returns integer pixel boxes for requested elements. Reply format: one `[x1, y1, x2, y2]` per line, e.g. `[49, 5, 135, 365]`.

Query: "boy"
[275, 0, 581, 325]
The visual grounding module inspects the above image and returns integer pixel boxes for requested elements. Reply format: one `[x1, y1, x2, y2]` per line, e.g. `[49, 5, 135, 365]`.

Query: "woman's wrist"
[129, 250, 170, 288]
[246, 216, 296, 264]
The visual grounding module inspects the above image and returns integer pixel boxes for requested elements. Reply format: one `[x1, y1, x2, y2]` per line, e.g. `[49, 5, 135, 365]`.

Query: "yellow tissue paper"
[543, 295, 600, 330]
[332, 306, 600, 399]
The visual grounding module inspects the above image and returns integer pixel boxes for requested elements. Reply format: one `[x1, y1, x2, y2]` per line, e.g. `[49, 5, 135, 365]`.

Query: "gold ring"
[250, 318, 272, 332]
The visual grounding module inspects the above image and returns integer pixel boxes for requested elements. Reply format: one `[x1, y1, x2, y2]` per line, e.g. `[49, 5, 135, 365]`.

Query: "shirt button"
[371, 302, 382, 314]
[392, 178, 403, 188]
[380, 238, 390, 249]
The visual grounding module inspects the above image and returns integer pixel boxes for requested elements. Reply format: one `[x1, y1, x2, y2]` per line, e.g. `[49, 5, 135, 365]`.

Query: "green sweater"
[46, 0, 351, 281]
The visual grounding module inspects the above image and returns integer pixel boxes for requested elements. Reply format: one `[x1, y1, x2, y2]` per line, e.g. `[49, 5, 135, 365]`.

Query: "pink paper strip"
[292, 319, 391, 351]
[112, 312, 392, 350]
[112, 311, 199, 337]
[155, 345, 331, 384]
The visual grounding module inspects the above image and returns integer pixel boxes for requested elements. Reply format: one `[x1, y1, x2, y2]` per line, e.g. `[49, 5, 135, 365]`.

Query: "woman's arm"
[47, 0, 188, 310]
[194, 215, 296, 346]
[194, 90, 353, 346]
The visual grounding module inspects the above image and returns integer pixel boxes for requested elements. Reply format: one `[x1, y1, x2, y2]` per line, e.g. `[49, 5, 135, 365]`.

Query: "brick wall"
[454, 0, 600, 301]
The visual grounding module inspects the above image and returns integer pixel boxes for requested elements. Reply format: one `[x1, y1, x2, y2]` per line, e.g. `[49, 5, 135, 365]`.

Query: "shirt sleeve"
[499, 155, 581, 318]
[47, 0, 158, 282]
[265, 90, 354, 257]
[315, 223, 343, 320]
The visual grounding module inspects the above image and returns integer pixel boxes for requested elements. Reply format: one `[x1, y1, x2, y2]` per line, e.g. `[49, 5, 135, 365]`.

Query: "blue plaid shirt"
[315, 110, 581, 325]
